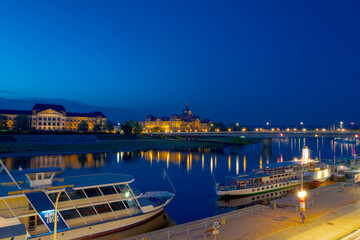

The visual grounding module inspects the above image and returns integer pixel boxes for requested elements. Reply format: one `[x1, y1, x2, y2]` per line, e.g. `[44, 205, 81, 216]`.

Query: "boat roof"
[226, 173, 270, 180]
[11, 167, 63, 175]
[261, 160, 315, 169]
[58, 173, 134, 189]
[0, 172, 134, 197]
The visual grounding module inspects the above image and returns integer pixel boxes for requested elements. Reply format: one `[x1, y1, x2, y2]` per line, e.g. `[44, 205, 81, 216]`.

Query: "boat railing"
[128, 205, 267, 240]
[217, 177, 300, 191]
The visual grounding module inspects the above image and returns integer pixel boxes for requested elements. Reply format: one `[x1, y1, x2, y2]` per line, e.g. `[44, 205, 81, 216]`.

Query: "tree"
[105, 121, 114, 132]
[0, 115, 8, 130]
[93, 124, 102, 132]
[121, 120, 143, 136]
[78, 120, 89, 132]
[210, 122, 226, 131]
[13, 115, 30, 131]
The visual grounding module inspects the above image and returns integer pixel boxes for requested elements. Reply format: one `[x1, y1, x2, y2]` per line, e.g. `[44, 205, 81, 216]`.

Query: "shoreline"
[0, 136, 258, 158]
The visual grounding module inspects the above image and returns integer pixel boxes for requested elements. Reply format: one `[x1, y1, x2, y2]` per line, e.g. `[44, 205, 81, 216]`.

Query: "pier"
[127, 181, 360, 240]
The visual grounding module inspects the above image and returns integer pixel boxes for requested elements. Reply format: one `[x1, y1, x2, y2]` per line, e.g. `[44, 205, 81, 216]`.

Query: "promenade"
[126, 181, 360, 240]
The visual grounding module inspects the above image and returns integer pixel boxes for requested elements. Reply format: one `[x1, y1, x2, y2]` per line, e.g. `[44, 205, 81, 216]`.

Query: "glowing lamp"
[298, 190, 306, 198]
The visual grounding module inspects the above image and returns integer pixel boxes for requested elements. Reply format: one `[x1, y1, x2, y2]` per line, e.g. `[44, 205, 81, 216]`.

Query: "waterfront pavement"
[128, 181, 360, 240]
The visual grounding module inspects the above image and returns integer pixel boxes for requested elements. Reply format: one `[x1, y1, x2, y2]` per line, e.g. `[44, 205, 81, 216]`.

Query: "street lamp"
[298, 146, 308, 223]
[54, 187, 75, 240]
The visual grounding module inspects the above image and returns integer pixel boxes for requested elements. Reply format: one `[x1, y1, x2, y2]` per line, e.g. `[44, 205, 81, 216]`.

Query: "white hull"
[29, 208, 165, 240]
[216, 180, 300, 197]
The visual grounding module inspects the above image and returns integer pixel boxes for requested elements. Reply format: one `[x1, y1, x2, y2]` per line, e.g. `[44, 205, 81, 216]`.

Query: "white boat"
[215, 146, 317, 197]
[0, 167, 174, 240]
[215, 162, 307, 197]
[303, 166, 331, 183]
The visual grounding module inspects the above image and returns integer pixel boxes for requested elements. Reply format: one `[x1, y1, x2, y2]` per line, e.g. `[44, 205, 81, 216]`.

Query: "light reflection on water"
[0, 138, 359, 225]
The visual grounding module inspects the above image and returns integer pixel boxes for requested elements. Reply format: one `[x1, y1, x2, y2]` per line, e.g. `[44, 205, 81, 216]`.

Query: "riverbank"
[0, 134, 259, 157]
[128, 181, 360, 240]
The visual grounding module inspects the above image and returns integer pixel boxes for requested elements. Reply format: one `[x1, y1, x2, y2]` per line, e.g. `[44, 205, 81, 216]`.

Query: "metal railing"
[125, 205, 267, 240]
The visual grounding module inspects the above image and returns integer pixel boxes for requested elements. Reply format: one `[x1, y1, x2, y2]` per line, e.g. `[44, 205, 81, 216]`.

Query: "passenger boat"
[304, 166, 331, 183]
[0, 166, 174, 240]
[215, 146, 317, 198]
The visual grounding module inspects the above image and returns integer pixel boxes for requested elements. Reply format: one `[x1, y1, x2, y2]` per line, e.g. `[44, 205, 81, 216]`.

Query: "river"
[0, 137, 357, 225]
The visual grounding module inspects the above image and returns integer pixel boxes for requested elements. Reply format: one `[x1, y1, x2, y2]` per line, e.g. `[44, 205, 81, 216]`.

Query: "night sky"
[1, 1, 360, 125]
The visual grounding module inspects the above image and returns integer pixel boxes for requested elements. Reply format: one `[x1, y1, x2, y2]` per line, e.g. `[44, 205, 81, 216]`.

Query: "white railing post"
[168, 230, 170, 240]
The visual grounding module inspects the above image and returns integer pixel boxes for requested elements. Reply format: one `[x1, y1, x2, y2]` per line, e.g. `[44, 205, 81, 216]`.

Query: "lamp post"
[54, 187, 75, 240]
[298, 146, 308, 223]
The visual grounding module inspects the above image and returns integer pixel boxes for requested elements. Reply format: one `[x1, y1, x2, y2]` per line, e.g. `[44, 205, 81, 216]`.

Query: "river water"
[1, 137, 358, 225]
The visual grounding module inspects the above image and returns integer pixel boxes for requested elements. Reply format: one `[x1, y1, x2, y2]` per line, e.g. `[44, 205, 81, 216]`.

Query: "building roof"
[201, 118, 211, 123]
[67, 112, 106, 118]
[0, 109, 31, 115]
[32, 104, 66, 112]
[160, 117, 169, 121]
[145, 115, 157, 121]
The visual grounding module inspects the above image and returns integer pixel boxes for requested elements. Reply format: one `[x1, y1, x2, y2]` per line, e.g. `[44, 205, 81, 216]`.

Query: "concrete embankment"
[126, 181, 360, 240]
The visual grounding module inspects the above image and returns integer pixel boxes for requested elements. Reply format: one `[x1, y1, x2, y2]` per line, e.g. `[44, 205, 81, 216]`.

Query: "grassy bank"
[0, 135, 259, 157]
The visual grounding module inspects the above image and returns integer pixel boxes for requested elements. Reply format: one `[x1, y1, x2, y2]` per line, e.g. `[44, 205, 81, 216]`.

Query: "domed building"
[143, 104, 211, 132]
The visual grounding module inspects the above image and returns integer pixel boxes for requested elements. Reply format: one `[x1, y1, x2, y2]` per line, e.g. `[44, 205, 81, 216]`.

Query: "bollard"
[274, 202, 277, 209]
[142, 238, 147, 240]
[317, 191, 319, 196]
[222, 217, 226, 225]
[342, 183, 344, 189]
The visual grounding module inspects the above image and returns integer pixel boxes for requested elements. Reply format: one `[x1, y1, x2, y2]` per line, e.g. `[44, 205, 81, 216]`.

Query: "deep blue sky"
[1, 1, 360, 125]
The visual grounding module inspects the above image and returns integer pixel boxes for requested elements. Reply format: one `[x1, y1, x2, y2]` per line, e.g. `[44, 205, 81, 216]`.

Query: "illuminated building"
[143, 104, 211, 132]
[0, 104, 106, 131]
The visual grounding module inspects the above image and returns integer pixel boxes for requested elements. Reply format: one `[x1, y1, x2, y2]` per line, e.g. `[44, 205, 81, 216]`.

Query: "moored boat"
[215, 146, 317, 198]
[0, 166, 174, 240]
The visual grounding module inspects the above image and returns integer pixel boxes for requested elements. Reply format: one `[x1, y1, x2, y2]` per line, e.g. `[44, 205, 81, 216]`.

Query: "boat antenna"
[0, 159, 20, 190]
[212, 172, 217, 185]
[163, 168, 176, 193]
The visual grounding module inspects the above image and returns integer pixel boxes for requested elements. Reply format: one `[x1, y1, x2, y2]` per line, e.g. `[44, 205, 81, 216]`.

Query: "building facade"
[143, 104, 211, 132]
[0, 104, 106, 131]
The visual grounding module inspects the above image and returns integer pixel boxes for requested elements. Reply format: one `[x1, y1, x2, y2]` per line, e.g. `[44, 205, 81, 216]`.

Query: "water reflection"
[2, 153, 107, 171]
[1, 137, 359, 225]
[217, 187, 297, 210]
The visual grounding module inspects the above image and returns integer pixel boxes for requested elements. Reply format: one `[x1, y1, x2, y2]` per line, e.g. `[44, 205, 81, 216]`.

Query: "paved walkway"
[127, 182, 360, 240]
[262, 201, 360, 240]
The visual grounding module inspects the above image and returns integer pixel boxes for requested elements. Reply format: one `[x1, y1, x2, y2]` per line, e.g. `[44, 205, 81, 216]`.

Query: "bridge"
[144, 130, 360, 139]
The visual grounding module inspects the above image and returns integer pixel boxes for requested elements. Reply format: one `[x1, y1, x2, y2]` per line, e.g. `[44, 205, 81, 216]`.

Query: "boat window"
[126, 199, 137, 208]
[257, 188, 260, 191]
[110, 201, 126, 211]
[94, 204, 112, 214]
[84, 188, 102, 198]
[262, 188, 264, 190]
[115, 184, 130, 194]
[266, 187, 269, 189]
[60, 209, 83, 227]
[48, 192, 69, 203]
[271, 186, 273, 188]
[275, 185, 278, 187]
[0, 199, 13, 218]
[4, 197, 36, 216]
[78, 206, 97, 217]
[100, 186, 117, 195]
[67, 190, 87, 200]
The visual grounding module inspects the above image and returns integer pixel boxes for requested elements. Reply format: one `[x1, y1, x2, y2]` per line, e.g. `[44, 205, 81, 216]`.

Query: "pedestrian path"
[262, 201, 360, 240]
